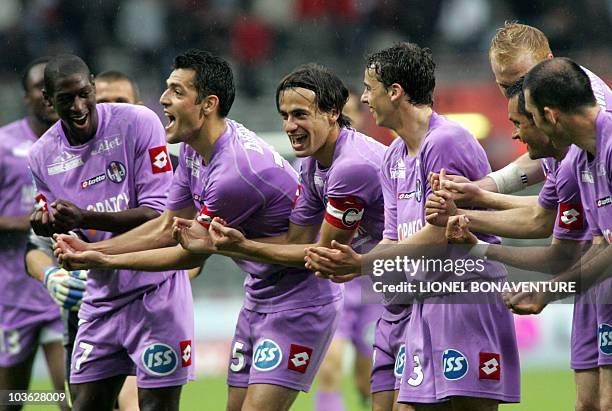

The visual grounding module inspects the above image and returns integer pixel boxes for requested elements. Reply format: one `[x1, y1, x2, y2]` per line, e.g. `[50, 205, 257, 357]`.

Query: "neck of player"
[395, 104, 433, 156]
[313, 125, 341, 168]
[191, 116, 228, 165]
[567, 106, 600, 155]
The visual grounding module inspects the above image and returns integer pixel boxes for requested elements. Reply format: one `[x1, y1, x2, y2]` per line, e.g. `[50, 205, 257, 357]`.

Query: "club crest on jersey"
[599, 324, 612, 355]
[394, 344, 406, 378]
[141, 343, 178, 376]
[106, 161, 126, 183]
[442, 349, 468, 380]
[149, 146, 172, 174]
[415, 179, 423, 202]
[287, 344, 313, 373]
[479, 352, 500, 380]
[252, 339, 282, 371]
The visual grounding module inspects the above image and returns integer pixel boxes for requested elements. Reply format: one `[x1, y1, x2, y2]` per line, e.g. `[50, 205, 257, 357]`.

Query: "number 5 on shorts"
[230, 341, 245, 372]
[75, 342, 94, 371]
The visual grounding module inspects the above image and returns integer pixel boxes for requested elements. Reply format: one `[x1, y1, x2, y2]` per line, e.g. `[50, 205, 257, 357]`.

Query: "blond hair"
[489, 22, 551, 69]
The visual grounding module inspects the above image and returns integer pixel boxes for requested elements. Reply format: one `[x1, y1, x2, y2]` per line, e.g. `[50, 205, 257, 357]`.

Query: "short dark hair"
[524, 57, 596, 115]
[366, 42, 436, 106]
[505, 77, 531, 120]
[275, 63, 351, 128]
[21, 56, 53, 92]
[44, 54, 91, 95]
[96, 70, 140, 100]
[173, 49, 235, 117]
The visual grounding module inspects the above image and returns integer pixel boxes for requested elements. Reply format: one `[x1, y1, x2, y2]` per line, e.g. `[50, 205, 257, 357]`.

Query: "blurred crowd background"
[2, 0, 611, 381]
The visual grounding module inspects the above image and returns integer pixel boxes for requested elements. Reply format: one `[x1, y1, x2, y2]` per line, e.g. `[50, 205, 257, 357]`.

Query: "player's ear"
[543, 106, 556, 124]
[389, 83, 404, 102]
[42, 88, 53, 108]
[328, 108, 340, 125]
[201, 95, 219, 116]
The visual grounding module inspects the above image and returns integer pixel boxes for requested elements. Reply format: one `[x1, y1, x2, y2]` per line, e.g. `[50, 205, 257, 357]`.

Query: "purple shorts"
[397, 296, 520, 404]
[370, 312, 411, 393]
[227, 299, 342, 392]
[0, 305, 62, 367]
[334, 281, 383, 357]
[70, 273, 194, 388]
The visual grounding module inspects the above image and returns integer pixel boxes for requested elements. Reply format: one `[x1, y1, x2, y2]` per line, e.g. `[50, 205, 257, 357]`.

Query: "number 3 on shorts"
[75, 342, 94, 371]
[230, 341, 245, 372]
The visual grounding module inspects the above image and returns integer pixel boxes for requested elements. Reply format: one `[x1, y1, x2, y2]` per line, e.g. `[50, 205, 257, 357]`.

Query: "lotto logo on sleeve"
[180, 340, 192, 367]
[141, 343, 178, 376]
[287, 344, 313, 374]
[149, 146, 172, 174]
[558, 203, 584, 230]
[442, 349, 468, 380]
[479, 352, 501, 380]
[324, 196, 365, 230]
[34, 194, 48, 212]
[252, 339, 282, 371]
[196, 205, 215, 229]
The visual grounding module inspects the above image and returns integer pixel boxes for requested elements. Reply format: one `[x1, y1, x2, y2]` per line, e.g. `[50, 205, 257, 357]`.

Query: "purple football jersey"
[166, 119, 341, 312]
[290, 128, 386, 254]
[0, 118, 56, 310]
[573, 110, 612, 243]
[538, 147, 591, 241]
[581, 66, 612, 112]
[28, 103, 181, 320]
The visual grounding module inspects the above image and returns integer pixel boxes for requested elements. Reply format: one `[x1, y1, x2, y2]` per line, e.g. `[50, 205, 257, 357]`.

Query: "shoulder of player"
[28, 124, 61, 163]
[104, 102, 160, 125]
[382, 137, 405, 165]
[424, 117, 474, 150]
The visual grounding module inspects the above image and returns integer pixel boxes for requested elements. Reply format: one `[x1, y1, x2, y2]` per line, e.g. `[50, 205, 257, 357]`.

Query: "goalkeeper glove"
[43, 267, 88, 311]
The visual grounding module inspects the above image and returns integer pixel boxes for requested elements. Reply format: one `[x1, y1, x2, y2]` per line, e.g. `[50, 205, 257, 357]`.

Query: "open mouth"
[70, 112, 89, 127]
[164, 112, 176, 131]
[289, 134, 308, 149]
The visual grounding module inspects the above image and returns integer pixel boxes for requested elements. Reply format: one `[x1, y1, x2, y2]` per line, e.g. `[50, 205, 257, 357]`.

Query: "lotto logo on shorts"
[141, 343, 178, 376]
[558, 203, 584, 230]
[394, 344, 406, 378]
[287, 344, 313, 374]
[599, 324, 612, 355]
[149, 146, 172, 174]
[180, 340, 192, 367]
[479, 352, 501, 380]
[252, 339, 282, 371]
[442, 349, 468, 381]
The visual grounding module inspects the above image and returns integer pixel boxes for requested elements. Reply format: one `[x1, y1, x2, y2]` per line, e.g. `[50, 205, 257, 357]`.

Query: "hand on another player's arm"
[445, 215, 478, 244]
[428, 171, 485, 207]
[173, 217, 218, 254]
[502, 288, 550, 315]
[49, 200, 84, 233]
[208, 217, 247, 253]
[304, 240, 362, 281]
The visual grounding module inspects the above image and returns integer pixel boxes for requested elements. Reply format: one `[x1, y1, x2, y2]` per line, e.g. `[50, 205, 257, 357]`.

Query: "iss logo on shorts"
[141, 343, 178, 376]
[394, 344, 406, 378]
[599, 324, 612, 355]
[252, 339, 282, 371]
[180, 340, 192, 367]
[106, 161, 126, 183]
[149, 146, 172, 174]
[442, 349, 468, 380]
[287, 344, 313, 373]
[479, 352, 501, 380]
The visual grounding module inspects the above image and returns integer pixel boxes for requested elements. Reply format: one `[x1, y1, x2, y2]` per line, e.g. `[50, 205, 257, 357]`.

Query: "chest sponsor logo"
[442, 349, 468, 380]
[81, 174, 106, 189]
[141, 343, 178, 376]
[47, 152, 83, 175]
[391, 159, 406, 179]
[287, 344, 313, 374]
[149, 146, 172, 174]
[92, 135, 121, 156]
[86, 192, 130, 212]
[479, 352, 501, 380]
[581, 170, 594, 183]
[252, 339, 282, 371]
[558, 203, 584, 230]
[397, 219, 423, 241]
[180, 340, 192, 368]
[106, 161, 126, 183]
[597, 196, 612, 208]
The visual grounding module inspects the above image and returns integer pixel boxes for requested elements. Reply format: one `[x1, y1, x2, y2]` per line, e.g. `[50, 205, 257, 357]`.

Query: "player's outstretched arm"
[0, 215, 30, 232]
[458, 204, 554, 239]
[60, 243, 206, 272]
[484, 153, 544, 194]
